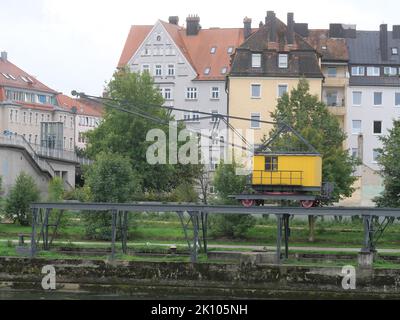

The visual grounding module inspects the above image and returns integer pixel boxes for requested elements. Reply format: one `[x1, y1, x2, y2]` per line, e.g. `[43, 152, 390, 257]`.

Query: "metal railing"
[252, 170, 304, 186]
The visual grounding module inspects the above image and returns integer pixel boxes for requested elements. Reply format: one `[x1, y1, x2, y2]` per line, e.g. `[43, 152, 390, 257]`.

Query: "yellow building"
[227, 11, 323, 148]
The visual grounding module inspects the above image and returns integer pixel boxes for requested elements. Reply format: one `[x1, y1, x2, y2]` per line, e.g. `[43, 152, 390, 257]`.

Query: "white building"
[118, 15, 249, 169]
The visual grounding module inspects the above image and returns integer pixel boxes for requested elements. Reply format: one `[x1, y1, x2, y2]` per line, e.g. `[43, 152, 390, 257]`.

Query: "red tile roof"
[57, 94, 104, 117]
[118, 20, 247, 81]
[0, 57, 58, 94]
[306, 30, 349, 62]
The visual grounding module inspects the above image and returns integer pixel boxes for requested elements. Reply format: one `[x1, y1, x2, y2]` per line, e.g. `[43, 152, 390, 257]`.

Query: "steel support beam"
[111, 210, 117, 260]
[276, 214, 283, 264]
[30, 208, 38, 258]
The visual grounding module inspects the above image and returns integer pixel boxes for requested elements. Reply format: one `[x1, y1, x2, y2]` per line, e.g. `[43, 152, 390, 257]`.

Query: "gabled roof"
[118, 20, 246, 81]
[0, 57, 58, 94]
[306, 30, 349, 62]
[57, 94, 104, 117]
[347, 31, 400, 65]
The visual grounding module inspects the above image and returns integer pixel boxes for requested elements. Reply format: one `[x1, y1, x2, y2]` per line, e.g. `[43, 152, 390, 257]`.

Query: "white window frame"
[251, 113, 261, 129]
[351, 66, 365, 76]
[186, 87, 198, 100]
[278, 54, 288, 69]
[373, 92, 383, 106]
[372, 149, 380, 163]
[167, 64, 175, 76]
[141, 64, 150, 73]
[367, 66, 380, 77]
[277, 84, 288, 98]
[154, 64, 162, 76]
[352, 120, 362, 135]
[163, 88, 173, 100]
[210, 110, 219, 123]
[392, 47, 398, 55]
[352, 91, 362, 106]
[252, 54, 261, 68]
[210, 47, 217, 54]
[251, 84, 261, 99]
[384, 66, 397, 76]
[373, 120, 383, 135]
[211, 87, 220, 100]
[327, 67, 337, 78]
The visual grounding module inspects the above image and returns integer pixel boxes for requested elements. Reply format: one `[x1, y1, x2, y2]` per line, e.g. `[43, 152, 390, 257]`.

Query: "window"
[210, 47, 217, 54]
[251, 113, 261, 129]
[211, 110, 219, 122]
[211, 87, 220, 99]
[384, 67, 397, 76]
[144, 48, 151, 56]
[373, 121, 382, 135]
[374, 92, 383, 106]
[252, 54, 261, 68]
[327, 67, 337, 77]
[204, 67, 211, 75]
[352, 120, 362, 134]
[251, 84, 261, 98]
[392, 47, 398, 55]
[167, 64, 175, 76]
[351, 148, 359, 158]
[373, 149, 380, 163]
[186, 87, 198, 100]
[192, 111, 200, 122]
[352, 91, 362, 105]
[278, 54, 288, 68]
[367, 67, 380, 76]
[155, 65, 162, 76]
[351, 66, 365, 76]
[221, 67, 228, 75]
[164, 88, 172, 100]
[278, 85, 288, 98]
[265, 156, 278, 171]
[142, 64, 150, 73]
[396, 93, 400, 106]
[326, 91, 338, 106]
[227, 47, 234, 54]
[38, 95, 46, 104]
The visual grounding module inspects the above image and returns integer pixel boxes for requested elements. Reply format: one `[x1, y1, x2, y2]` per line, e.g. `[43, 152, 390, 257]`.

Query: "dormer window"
[252, 54, 261, 68]
[210, 47, 217, 54]
[221, 67, 228, 75]
[227, 47, 234, 54]
[392, 47, 398, 55]
[204, 67, 211, 75]
[278, 54, 288, 68]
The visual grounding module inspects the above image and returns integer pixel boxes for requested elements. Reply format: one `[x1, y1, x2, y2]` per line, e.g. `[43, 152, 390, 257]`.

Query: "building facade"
[228, 12, 323, 147]
[118, 16, 246, 169]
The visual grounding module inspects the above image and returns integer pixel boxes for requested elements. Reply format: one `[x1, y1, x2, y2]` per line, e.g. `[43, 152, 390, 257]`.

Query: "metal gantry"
[29, 202, 400, 263]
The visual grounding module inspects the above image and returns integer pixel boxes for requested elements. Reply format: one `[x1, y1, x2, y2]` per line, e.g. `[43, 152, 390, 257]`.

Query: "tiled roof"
[57, 94, 104, 117]
[0, 57, 58, 94]
[347, 31, 400, 65]
[118, 25, 153, 68]
[306, 30, 349, 62]
[118, 20, 247, 81]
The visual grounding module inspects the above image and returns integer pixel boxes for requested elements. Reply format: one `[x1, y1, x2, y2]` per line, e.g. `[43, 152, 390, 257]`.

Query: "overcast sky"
[1, 0, 399, 97]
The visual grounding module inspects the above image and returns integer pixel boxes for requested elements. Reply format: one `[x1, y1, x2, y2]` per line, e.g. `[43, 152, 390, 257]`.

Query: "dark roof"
[350, 76, 400, 87]
[306, 30, 349, 62]
[230, 16, 323, 78]
[347, 31, 400, 65]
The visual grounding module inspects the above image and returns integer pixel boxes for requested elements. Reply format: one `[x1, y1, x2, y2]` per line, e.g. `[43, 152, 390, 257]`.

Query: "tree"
[211, 160, 256, 238]
[5, 172, 40, 226]
[374, 120, 400, 207]
[85, 68, 198, 194]
[83, 152, 141, 240]
[267, 79, 358, 241]
[48, 177, 64, 202]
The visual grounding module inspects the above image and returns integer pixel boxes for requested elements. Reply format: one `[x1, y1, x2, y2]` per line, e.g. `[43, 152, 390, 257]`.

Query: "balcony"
[324, 77, 347, 88]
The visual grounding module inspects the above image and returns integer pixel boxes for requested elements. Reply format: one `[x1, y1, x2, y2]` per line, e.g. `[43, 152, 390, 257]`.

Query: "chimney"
[168, 16, 179, 25]
[393, 25, 400, 39]
[243, 17, 252, 39]
[287, 12, 294, 44]
[266, 11, 277, 42]
[380, 24, 388, 61]
[0, 51, 7, 61]
[294, 23, 309, 37]
[186, 15, 201, 36]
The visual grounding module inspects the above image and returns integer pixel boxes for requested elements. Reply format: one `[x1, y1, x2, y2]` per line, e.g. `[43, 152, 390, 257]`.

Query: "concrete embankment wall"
[1, 257, 400, 299]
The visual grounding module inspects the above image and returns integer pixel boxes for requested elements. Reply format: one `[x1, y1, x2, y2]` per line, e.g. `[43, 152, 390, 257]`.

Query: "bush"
[210, 214, 256, 238]
[5, 172, 40, 226]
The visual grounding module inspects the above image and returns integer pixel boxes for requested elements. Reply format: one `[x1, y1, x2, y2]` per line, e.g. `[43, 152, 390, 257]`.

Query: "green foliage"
[374, 120, 400, 207]
[267, 79, 358, 203]
[212, 160, 255, 238]
[171, 182, 199, 203]
[5, 172, 40, 226]
[83, 152, 140, 240]
[213, 160, 247, 203]
[84, 68, 198, 193]
[48, 177, 64, 202]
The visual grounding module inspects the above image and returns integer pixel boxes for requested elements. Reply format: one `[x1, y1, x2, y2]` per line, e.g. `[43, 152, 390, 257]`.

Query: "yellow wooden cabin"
[252, 154, 322, 190]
